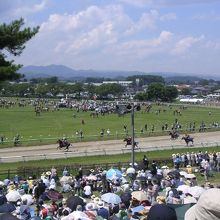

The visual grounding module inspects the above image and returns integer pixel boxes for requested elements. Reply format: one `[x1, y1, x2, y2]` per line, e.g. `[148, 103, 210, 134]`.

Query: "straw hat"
[97, 201, 104, 208]
[46, 171, 51, 176]
[93, 197, 100, 204]
[156, 196, 166, 204]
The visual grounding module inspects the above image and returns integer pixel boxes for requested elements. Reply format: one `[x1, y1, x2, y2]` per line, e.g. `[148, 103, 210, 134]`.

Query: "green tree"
[146, 83, 165, 101]
[96, 83, 124, 99]
[134, 92, 147, 101]
[146, 83, 178, 102]
[164, 86, 178, 102]
[85, 83, 96, 98]
[0, 18, 39, 81]
[95, 83, 124, 98]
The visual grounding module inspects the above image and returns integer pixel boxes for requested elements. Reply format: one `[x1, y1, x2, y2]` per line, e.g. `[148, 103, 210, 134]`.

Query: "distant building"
[102, 81, 133, 87]
[179, 98, 204, 104]
[191, 86, 210, 96]
[174, 84, 191, 92]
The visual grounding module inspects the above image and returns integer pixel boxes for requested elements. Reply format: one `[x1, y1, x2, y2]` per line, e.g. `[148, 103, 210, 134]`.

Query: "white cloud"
[160, 13, 176, 21]
[205, 40, 220, 50]
[103, 30, 173, 59]
[193, 12, 220, 21]
[0, 0, 48, 20]
[172, 35, 205, 55]
[119, 0, 219, 7]
[14, 0, 47, 15]
[119, 0, 153, 8]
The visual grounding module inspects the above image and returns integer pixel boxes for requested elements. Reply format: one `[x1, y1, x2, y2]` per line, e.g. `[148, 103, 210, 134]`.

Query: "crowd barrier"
[1, 126, 220, 146]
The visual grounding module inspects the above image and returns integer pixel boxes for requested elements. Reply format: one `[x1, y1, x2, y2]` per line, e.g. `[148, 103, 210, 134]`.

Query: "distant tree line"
[0, 80, 179, 102]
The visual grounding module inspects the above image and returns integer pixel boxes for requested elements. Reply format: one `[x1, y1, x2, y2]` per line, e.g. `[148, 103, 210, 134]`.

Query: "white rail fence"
[0, 141, 220, 163]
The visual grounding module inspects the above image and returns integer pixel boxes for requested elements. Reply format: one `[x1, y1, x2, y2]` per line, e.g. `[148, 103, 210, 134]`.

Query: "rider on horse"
[57, 138, 71, 151]
[124, 136, 138, 148]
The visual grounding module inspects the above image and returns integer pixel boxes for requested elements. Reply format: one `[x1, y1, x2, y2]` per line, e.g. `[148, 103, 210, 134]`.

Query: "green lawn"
[0, 99, 220, 147]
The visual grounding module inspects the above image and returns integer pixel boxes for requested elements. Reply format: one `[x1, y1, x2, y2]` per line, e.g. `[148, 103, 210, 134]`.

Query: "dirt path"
[1, 131, 220, 162]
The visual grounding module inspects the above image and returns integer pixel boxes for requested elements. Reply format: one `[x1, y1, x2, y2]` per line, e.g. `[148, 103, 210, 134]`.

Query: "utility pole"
[131, 103, 135, 167]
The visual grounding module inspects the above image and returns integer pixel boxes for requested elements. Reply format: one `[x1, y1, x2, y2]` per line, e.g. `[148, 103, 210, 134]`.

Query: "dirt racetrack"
[1, 131, 220, 162]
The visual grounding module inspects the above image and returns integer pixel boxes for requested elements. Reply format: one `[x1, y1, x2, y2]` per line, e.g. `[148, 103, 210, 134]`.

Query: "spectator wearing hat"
[151, 161, 157, 176]
[62, 167, 69, 176]
[21, 180, 29, 194]
[185, 188, 220, 220]
[143, 155, 149, 171]
[203, 160, 211, 182]
[147, 204, 177, 220]
[148, 179, 160, 204]
[60, 198, 71, 217]
[27, 176, 34, 194]
[97, 201, 109, 219]
[186, 165, 193, 174]
[85, 202, 97, 220]
[51, 166, 57, 180]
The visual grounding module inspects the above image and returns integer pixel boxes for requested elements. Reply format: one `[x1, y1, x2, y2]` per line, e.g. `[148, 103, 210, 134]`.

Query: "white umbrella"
[131, 191, 148, 202]
[188, 186, 206, 199]
[183, 196, 197, 204]
[101, 192, 122, 204]
[86, 175, 97, 181]
[60, 176, 73, 185]
[66, 211, 90, 220]
[179, 171, 188, 177]
[177, 185, 190, 194]
[6, 191, 21, 202]
[21, 194, 33, 206]
[126, 167, 136, 174]
[185, 174, 196, 179]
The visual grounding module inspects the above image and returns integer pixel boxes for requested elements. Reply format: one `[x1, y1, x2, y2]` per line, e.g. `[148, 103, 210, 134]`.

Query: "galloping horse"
[182, 136, 194, 146]
[123, 137, 139, 148]
[57, 139, 71, 151]
[169, 131, 179, 140]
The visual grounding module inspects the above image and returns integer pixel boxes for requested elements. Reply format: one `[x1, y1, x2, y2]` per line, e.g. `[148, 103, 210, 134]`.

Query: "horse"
[57, 139, 71, 151]
[169, 131, 179, 140]
[182, 136, 194, 146]
[123, 137, 139, 148]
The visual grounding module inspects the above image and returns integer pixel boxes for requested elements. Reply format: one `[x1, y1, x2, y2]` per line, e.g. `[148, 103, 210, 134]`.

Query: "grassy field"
[0, 99, 220, 147]
[1, 146, 219, 171]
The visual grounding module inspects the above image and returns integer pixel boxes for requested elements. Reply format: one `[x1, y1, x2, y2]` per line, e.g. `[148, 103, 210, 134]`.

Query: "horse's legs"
[66, 145, 69, 151]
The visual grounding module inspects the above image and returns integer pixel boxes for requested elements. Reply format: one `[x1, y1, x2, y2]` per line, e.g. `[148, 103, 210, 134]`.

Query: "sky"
[1, 0, 220, 77]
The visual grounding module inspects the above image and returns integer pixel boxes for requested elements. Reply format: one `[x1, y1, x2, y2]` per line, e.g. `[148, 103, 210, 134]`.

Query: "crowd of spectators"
[1, 152, 220, 220]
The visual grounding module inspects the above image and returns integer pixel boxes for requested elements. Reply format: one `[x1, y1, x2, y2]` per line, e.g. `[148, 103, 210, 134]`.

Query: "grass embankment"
[1, 146, 220, 179]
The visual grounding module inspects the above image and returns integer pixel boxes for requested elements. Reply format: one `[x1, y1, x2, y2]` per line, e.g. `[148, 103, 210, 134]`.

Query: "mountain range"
[18, 64, 219, 81]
